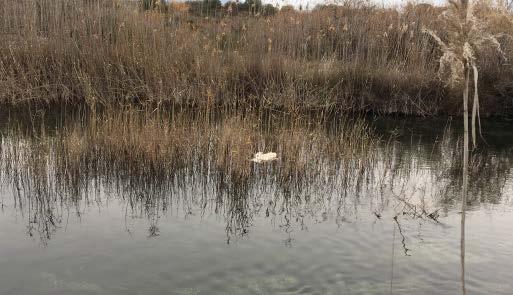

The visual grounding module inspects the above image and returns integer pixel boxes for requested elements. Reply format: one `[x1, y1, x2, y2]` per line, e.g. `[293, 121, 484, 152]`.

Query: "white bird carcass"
[251, 152, 278, 163]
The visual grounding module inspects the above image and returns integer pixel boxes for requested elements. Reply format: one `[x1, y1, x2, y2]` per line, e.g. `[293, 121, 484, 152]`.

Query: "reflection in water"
[0, 114, 512, 246]
[392, 216, 410, 256]
[390, 222, 396, 294]
[461, 113, 468, 295]
[0, 114, 513, 294]
[0, 113, 376, 245]
[461, 202, 466, 295]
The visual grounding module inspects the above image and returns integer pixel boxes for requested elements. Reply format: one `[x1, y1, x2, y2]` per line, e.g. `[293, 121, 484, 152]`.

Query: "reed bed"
[1, 0, 512, 116]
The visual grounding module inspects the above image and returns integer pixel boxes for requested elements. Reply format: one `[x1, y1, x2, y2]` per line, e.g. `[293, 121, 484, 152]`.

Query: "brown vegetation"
[0, 0, 512, 116]
[2, 111, 512, 244]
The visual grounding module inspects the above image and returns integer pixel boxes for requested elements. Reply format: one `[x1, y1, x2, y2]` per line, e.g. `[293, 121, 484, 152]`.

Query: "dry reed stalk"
[1, 0, 511, 116]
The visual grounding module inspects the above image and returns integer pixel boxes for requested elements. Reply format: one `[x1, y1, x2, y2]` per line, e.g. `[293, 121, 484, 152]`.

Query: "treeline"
[142, 0, 283, 16]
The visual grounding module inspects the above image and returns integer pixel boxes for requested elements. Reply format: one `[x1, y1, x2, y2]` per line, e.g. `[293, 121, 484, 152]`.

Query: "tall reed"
[1, 0, 512, 116]
[425, 1, 509, 291]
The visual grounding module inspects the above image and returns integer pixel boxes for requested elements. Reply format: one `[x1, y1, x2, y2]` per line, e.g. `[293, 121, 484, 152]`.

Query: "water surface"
[1, 116, 512, 295]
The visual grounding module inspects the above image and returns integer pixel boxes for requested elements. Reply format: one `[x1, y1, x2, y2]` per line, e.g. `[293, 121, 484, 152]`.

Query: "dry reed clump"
[215, 116, 260, 177]
[1, 0, 512, 116]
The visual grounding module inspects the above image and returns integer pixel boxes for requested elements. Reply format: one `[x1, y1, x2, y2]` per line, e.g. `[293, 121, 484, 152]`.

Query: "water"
[1, 116, 513, 295]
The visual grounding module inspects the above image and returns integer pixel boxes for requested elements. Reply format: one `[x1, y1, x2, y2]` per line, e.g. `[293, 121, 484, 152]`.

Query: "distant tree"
[238, 0, 262, 15]
[224, 1, 236, 15]
[186, 0, 222, 16]
[202, 0, 222, 14]
[313, 4, 338, 12]
[141, 0, 154, 10]
[261, 4, 277, 16]
[280, 5, 295, 13]
[141, 0, 168, 11]
[179, 0, 275, 17]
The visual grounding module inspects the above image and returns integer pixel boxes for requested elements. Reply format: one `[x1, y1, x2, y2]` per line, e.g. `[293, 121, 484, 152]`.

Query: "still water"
[0, 116, 512, 295]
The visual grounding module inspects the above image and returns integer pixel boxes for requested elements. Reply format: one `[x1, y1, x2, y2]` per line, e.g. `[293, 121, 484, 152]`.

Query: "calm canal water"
[1, 116, 512, 295]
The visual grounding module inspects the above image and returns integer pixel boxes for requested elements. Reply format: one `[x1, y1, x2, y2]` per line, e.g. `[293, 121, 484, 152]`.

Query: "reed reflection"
[0, 112, 512, 248]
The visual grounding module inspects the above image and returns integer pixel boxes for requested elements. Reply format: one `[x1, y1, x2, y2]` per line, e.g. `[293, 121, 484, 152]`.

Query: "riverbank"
[1, 0, 512, 116]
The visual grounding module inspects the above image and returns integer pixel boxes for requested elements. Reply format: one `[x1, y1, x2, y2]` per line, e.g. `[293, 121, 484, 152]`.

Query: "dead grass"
[1, 0, 512, 116]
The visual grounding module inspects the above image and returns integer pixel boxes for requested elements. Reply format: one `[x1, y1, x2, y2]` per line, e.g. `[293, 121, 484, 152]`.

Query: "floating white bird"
[251, 152, 278, 163]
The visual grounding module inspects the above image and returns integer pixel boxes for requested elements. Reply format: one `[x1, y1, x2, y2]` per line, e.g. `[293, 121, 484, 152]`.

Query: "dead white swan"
[251, 152, 278, 163]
